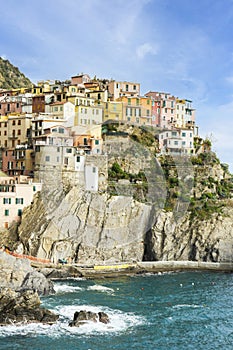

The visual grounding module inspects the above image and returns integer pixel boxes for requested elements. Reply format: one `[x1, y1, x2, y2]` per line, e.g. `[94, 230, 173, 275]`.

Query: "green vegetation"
[108, 162, 146, 182]
[0, 57, 32, 89]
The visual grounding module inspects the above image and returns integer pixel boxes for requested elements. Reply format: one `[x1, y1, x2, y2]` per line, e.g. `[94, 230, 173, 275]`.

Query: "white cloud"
[225, 75, 233, 84]
[136, 42, 158, 60]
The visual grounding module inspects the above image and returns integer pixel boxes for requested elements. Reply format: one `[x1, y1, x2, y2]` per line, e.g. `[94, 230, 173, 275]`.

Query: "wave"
[87, 285, 115, 294]
[172, 304, 203, 309]
[54, 284, 83, 294]
[0, 304, 145, 338]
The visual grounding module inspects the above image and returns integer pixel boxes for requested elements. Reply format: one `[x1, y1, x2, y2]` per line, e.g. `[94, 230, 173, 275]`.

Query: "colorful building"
[0, 173, 42, 229]
[108, 80, 140, 100]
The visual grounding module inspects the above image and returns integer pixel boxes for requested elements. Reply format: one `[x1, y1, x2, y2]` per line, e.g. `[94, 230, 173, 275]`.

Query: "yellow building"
[117, 96, 152, 126]
[74, 105, 103, 126]
[0, 114, 32, 149]
[103, 101, 123, 123]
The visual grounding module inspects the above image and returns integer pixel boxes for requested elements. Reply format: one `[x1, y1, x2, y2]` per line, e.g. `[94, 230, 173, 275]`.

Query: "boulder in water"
[0, 287, 59, 326]
[69, 310, 110, 327]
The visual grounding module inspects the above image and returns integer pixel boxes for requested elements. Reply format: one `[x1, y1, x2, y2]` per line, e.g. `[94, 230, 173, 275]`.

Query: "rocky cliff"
[11, 171, 233, 264]
[1, 127, 233, 265]
[0, 251, 58, 325]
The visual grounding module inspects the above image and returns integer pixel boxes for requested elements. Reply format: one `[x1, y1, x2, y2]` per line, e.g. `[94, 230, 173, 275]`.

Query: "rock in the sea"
[0, 288, 59, 326]
[98, 311, 110, 324]
[69, 310, 110, 327]
[0, 251, 55, 295]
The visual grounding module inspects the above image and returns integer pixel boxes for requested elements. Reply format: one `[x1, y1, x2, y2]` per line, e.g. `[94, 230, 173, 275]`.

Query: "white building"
[85, 164, 98, 192]
[159, 129, 194, 155]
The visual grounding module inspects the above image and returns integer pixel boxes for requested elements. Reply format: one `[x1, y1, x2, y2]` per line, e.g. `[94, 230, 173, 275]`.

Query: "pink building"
[0, 173, 42, 228]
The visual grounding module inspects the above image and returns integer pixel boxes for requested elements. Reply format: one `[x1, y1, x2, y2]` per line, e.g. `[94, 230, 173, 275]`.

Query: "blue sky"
[1, 0, 233, 171]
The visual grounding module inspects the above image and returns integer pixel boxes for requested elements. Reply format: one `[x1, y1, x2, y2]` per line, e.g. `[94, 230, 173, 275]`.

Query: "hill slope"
[0, 57, 32, 90]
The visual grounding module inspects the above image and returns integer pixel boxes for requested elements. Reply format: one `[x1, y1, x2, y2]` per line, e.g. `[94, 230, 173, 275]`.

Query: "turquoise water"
[0, 271, 233, 349]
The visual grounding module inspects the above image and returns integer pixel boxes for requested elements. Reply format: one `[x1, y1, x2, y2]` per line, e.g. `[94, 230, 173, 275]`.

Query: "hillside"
[0, 57, 32, 90]
[1, 124, 232, 265]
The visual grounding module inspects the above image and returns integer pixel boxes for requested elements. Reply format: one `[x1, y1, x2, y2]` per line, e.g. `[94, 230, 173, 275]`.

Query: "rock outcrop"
[15, 185, 233, 265]
[69, 310, 110, 327]
[2, 137, 233, 266]
[0, 288, 58, 326]
[0, 251, 55, 295]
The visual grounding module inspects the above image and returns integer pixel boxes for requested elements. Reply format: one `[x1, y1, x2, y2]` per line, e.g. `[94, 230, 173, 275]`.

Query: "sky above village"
[1, 0, 233, 171]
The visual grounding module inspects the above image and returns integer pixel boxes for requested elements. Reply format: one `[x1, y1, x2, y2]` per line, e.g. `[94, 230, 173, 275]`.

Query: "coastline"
[32, 260, 233, 279]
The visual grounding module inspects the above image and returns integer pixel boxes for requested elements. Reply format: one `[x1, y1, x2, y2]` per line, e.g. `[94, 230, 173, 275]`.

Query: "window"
[4, 209, 9, 216]
[45, 155, 50, 162]
[182, 141, 186, 145]
[126, 84, 129, 91]
[64, 157, 68, 165]
[182, 132, 186, 137]
[33, 186, 36, 192]
[174, 141, 179, 145]
[66, 148, 72, 153]
[16, 198, 24, 205]
[17, 209, 22, 217]
[171, 109, 174, 114]
[116, 83, 119, 89]
[4, 130, 7, 136]
[58, 128, 64, 134]
[92, 167, 96, 173]
[128, 99, 131, 105]
[96, 109, 99, 115]
[57, 156, 60, 162]
[147, 99, 150, 105]
[83, 138, 88, 145]
[57, 147, 60, 152]
[95, 140, 99, 145]
[12, 120, 16, 125]
[76, 156, 80, 162]
[165, 108, 167, 113]
[3, 198, 11, 204]
[190, 133, 192, 137]
[18, 130, 21, 135]
[146, 109, 150, 116]
[172, 132, 177, 136]
[136, 117, 140, 123]
[133, 85, 136, 90]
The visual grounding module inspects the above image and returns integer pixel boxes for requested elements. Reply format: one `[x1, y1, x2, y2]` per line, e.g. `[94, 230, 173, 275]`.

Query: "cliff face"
[14, 183, 233, 264]
[17, 189, 153, 264]
[3, 126, 233, 265]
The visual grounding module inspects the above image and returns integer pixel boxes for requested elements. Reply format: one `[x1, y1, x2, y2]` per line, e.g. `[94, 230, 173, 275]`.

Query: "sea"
[0, 271, 233, 350]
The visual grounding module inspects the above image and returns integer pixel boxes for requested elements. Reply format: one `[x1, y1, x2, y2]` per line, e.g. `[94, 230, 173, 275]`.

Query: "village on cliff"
[0, 73, 202, 229]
